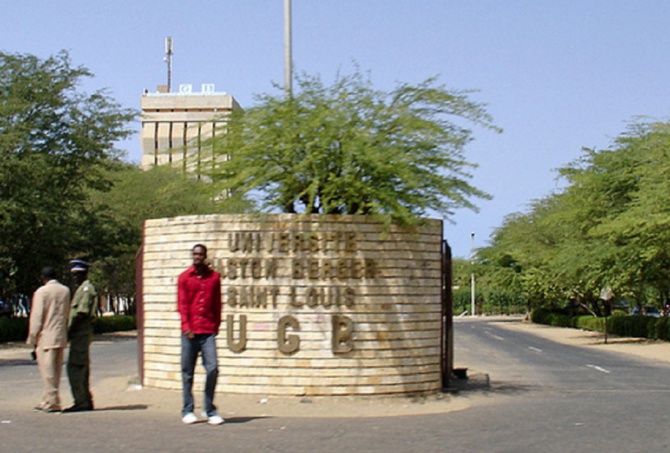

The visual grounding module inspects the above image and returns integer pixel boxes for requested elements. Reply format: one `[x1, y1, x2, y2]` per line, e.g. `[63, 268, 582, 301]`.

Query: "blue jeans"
[181, 333, 219, 417]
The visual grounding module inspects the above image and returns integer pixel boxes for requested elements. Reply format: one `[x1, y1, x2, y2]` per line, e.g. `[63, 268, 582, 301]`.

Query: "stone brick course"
[142, 214, 444, 395]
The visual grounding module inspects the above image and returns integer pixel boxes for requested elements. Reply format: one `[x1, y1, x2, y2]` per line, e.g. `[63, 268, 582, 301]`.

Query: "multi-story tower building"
[140, 83, 240, 175]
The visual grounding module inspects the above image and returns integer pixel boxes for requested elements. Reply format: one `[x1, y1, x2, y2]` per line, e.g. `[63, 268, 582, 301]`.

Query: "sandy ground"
[3, 319, 669, 419]
[0, 333, 470, 419]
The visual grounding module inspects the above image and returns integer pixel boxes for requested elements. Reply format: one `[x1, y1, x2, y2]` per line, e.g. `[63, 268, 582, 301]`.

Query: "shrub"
[647, 317, 670, 341]
[656, 317, 670, 341]
[0, 317, 29, 343]
[93, 315, 137, 334]
[531, 308, 668, 341]
[607, 315, 652, 338]
[531, 308, 575, 327]
[575, 316, 604, 332]
[0, 315, 136, 343]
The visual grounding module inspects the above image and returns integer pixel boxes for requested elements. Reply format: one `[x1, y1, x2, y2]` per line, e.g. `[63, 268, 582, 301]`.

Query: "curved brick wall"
[141, 214, 444, 396]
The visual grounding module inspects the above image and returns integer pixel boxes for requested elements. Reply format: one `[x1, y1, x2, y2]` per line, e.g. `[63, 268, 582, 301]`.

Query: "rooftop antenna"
[164, 37, 174, 93]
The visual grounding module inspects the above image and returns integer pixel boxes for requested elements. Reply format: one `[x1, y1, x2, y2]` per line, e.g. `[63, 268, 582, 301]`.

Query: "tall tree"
[86, 164, 254, 307]
[481, 119, 670, 312]
[587, 122, 670, 304]
[211, 70, 499, 225]
[0, 51, 134, 295]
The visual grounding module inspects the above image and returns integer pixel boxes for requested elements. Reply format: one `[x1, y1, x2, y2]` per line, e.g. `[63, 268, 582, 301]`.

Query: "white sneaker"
[182, 412, 198, 424]
[207, 414, 225, 426]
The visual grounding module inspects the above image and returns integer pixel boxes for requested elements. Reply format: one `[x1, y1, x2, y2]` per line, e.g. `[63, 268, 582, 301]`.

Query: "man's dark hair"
[193, 244, 208, 254]
[41, 266, 57, 280]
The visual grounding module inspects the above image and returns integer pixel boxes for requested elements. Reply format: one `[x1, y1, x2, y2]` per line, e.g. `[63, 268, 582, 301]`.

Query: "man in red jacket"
[177, 244, 223, 425]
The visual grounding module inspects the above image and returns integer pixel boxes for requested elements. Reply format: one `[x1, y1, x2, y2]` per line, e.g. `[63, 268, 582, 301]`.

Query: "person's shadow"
[91, 405, 149, 412]
[88, 407, 268, 423]
[186, 416, 270, 424]
[0, 358, 36, 367]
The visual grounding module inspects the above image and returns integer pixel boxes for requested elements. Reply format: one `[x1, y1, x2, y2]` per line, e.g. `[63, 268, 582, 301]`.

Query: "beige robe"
[26, 280, 71, 410]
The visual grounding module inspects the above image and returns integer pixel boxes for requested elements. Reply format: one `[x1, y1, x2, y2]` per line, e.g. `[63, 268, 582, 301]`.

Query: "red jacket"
[177, 265, 222, 335]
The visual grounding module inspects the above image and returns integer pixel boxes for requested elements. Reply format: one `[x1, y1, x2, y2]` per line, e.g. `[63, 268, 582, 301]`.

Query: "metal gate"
[135, 232, 145, 384]
[441, 239, 454, 389]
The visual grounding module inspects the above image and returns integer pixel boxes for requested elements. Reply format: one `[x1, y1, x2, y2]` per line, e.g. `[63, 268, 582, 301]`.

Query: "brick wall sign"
[142, 214, 443, 396]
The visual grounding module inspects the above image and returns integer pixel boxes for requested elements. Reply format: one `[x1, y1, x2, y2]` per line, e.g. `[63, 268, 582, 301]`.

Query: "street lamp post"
[471, 232, 476, 316]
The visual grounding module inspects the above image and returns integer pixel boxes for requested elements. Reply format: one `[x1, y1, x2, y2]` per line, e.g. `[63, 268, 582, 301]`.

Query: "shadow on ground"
[0, 358, 36, 367]
[93, 334, 137, 345]
[445, 373, 540, 397]
[92, 404, 149, 412]
[225, 416, 272, 424]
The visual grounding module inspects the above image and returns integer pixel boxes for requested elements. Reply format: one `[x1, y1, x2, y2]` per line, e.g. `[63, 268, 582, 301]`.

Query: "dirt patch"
[91, 375, 472, 419]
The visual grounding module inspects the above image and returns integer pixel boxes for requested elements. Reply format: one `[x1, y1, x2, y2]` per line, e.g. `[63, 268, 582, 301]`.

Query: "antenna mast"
[164, 37, 174, 93]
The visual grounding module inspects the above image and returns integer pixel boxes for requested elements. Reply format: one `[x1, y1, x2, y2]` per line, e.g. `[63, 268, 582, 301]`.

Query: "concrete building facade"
[140, 84, 240, 173]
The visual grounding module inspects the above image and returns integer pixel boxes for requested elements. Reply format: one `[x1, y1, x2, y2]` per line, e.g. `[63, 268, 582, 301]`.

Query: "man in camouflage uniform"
[64, 259, 96, 412]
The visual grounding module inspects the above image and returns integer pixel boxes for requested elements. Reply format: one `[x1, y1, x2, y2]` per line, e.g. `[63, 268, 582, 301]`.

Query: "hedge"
[0, 315, 137, 343]
[92, 315, 137, 334]
[531, 308, 670, 341]
[0, 317, 29, 344]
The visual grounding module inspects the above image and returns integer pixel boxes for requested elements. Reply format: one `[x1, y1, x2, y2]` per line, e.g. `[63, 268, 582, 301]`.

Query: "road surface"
[1, 319, 669, 452]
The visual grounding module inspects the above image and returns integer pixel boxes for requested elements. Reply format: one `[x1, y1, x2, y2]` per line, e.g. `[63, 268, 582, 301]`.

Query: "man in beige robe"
[26, 267, 71, 412]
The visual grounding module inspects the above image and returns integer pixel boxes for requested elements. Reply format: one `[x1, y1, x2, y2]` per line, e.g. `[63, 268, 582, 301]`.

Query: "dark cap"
[69, 259, 90, 272]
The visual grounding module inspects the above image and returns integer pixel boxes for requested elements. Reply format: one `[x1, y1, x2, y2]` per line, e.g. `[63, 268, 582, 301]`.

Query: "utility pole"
[284, 0, 292, 96]
[164, 37, 174, 93]
[471, 232, 476, 316]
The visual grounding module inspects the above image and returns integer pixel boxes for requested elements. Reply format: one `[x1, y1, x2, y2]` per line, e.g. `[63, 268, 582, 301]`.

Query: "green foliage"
[481, 119, 670, 310]
[0, 50, 256, 301]
[453, 287, 475, 315]
[93, 315, 136, 334]
[576, 316, 605, 333]
[0, 47, 256, 299]
[482, 288, 526, 315]
[87, 164, 254, 301]
[451, 256, 526, 315]
[212, 69, 499, 225]
[0, 317, 28, 343]
[0, 51, 134, 296]
[0, 315, 136, 343]
[650, 317, 670, 340]
[530, 308, 577, 328]
[451, 258, 473, 289]
[92, 164, 251, 231]
[531, 308, 670, 340]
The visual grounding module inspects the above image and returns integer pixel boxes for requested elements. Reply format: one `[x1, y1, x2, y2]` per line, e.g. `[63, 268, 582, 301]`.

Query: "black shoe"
[63, 405, 93, 413]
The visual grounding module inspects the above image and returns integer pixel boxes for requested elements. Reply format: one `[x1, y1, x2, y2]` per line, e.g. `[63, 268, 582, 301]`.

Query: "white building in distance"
[140, 83, 240, 175]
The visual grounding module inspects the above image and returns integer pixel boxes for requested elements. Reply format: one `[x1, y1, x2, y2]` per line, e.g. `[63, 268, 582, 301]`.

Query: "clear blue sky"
[4, 1, 670, 258]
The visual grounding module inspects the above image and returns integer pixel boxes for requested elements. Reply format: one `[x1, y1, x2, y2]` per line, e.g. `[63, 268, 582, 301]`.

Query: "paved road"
[2, 319, 670, 452]
[451, 318, 670, 452]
